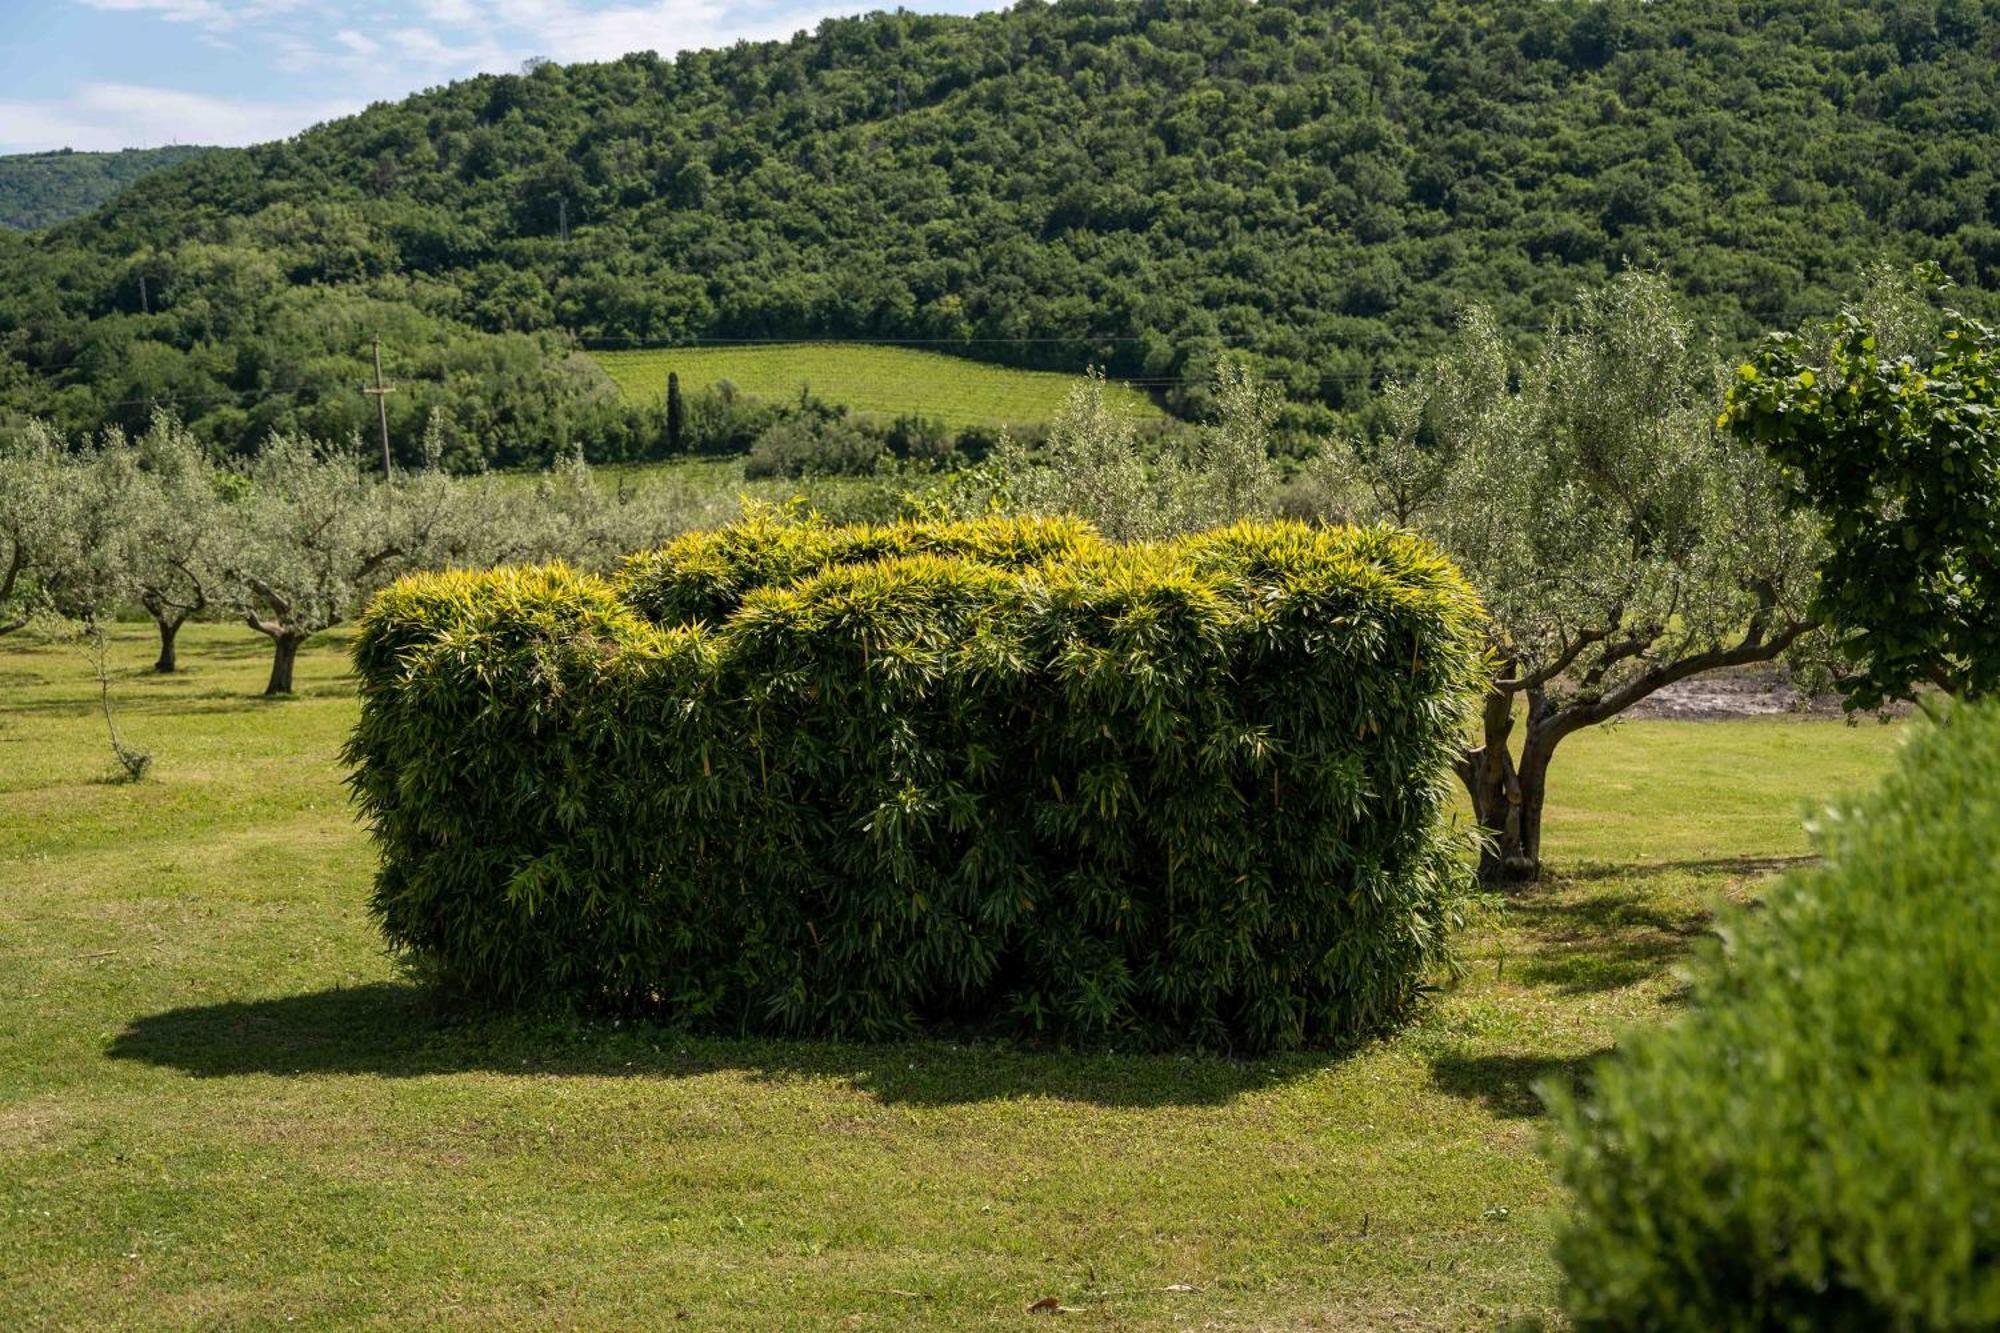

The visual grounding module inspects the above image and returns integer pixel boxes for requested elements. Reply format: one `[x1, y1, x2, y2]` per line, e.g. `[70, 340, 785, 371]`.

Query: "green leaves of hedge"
[347, 515, 1485, 1052]
[1549, 704, 2000, 1328]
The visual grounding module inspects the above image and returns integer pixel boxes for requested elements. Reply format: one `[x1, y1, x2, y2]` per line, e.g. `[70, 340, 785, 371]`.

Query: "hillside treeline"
[0, 147, 214, 232]
[4, 0, 1999, 464]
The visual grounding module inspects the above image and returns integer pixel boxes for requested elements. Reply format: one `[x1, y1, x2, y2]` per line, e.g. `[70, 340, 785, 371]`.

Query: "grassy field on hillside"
[593, 343, 1164, 428]
[0, 625, 1907, 1329]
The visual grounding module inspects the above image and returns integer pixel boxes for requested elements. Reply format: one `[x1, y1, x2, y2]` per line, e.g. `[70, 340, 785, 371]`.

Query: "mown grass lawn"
[0, 625, 1905, 1329]
[593, 344, 1164, 429]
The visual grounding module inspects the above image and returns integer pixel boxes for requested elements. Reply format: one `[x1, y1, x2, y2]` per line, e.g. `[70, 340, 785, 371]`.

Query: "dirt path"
[1624, 668, 1870, 722]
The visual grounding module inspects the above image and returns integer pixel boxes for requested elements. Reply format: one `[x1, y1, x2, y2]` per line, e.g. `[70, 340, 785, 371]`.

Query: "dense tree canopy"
[1725, 284, 2000, 710]
[5, 0, 2000, 465]
[0, 147, 215, 232]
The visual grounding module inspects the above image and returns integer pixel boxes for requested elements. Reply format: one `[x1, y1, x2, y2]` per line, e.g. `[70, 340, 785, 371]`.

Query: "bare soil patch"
[1626, 668, 1873, 722]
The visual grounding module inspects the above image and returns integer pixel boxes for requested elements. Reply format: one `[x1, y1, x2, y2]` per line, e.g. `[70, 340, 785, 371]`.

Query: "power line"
[578, 334, 1180, 348]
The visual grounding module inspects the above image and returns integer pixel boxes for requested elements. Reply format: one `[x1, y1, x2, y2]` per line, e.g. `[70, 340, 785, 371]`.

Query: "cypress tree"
[666, 371, 685, 454]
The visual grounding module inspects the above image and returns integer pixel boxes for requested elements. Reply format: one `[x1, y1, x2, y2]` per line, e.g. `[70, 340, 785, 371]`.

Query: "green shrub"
[1548, 705, 2000, 1330]
[681, 386, 785, 455]
[347, 516, 1486, 1051]
[883, 413, 959, 467]
[743, 411, 886, 479]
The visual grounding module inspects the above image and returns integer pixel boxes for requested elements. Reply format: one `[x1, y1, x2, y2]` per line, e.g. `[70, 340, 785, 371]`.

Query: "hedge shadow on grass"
[1426, 1049, 1606, 1120]
[1562, 855, 1814, 883]
[1503, 884, 1719, 996]
[105, 983, 1345, 1108]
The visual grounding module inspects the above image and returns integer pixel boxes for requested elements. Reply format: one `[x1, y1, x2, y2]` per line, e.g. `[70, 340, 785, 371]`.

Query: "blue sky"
[0, 0, 1002, 154]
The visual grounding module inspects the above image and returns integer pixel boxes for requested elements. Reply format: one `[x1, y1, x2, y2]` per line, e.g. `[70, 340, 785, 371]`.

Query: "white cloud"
[0, 82, 359, 152]
[196, 0, 888, 108]
[384, 25, 512, 70]
[72, 0, 224, 23]
[73, 0, 308, 30]
[471, 0, 862, 64]
[416, 0, 478, 22]
[4, 1, 998, 152]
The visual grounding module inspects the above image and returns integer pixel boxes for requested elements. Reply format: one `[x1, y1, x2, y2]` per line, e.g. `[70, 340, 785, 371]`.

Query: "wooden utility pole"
[138, 273, 150, 315]
[363, 336, 394, 473]
[558, 196, 569, 244]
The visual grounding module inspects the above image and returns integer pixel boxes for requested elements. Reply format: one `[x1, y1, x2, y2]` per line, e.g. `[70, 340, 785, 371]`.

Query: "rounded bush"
[1548, 705, 2000, 1330]
[348, 516, 1486, 1051]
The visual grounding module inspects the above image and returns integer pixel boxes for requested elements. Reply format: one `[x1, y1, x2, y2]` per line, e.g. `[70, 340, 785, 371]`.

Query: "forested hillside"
[4, 0, 1998, 467]
[0, 147, 215, 232]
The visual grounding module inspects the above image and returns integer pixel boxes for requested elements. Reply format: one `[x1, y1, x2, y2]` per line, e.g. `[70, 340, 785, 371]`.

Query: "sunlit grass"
[593, 343, 1164, 429]
[0, 624, 1903, 1328]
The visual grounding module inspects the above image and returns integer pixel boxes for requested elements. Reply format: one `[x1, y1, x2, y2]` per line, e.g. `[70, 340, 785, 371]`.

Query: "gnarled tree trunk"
[262, 631, 306, 696]
[0, 540, 26, 636]
[144, 597, 196, 673]
[140, 572, 204, 674]
[240, 575, 327, 697]
[1460, 688, 1564, 882]
[1459, 688, 1530, 882]
[1462, 614, 1819, 885]
[152, 616, 182, 673]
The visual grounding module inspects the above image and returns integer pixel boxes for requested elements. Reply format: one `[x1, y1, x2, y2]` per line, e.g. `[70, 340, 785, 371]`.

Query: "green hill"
[593, 343, 1162, 427]
[3, 0, 1998, 468]
[0, 146, 216, 231]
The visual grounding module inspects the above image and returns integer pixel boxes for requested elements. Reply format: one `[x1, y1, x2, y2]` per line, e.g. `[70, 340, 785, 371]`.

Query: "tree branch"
[240, 573, 293, 621]
[1495, 625, 1611, 692]
[1542, 617, 1821, 744]
[1576, 625, 1662, 693]
[354, 544, 403, 582]
[138, 578, 205, 623]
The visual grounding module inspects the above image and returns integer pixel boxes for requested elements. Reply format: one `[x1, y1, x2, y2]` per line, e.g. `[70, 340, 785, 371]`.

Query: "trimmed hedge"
[613, 510, 1102, 626]
[347, 516, 1486, 1051]
[1549, 705, 2000, 1329]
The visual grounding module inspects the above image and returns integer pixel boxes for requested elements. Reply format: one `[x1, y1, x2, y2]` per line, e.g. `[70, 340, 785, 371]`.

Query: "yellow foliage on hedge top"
[612, 509, 1104, 626]
[348, 514, 1487, 1052]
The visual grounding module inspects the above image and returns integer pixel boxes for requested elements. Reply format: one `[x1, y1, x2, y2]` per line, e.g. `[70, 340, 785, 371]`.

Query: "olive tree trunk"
[261, 632, 306, 696]
[152, 615, 182, 673]
[1461, 615, 1818, 885]
[0, 543, 26, 636]
[1460, 691, 1559, 883]
[140, 575, 205, 674]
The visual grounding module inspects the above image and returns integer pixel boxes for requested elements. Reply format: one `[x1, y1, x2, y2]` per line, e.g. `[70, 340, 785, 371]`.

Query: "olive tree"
[1312, 275, 1824, 881]
[0, 424, 75, 636]
[500, 445, 736, 570]
[6, 428, 133, 637]
[1169, 361, 1281, 530]
[223, 435, 405, 696]
[18, 431, 155, 779]
[113, 416, 224, 673]
[995, 364, 1279, 538]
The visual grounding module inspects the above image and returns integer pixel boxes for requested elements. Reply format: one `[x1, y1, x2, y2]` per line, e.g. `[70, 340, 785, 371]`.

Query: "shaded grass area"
[0, 625, 1903, 1329]
[593, 343, 1164, 429]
